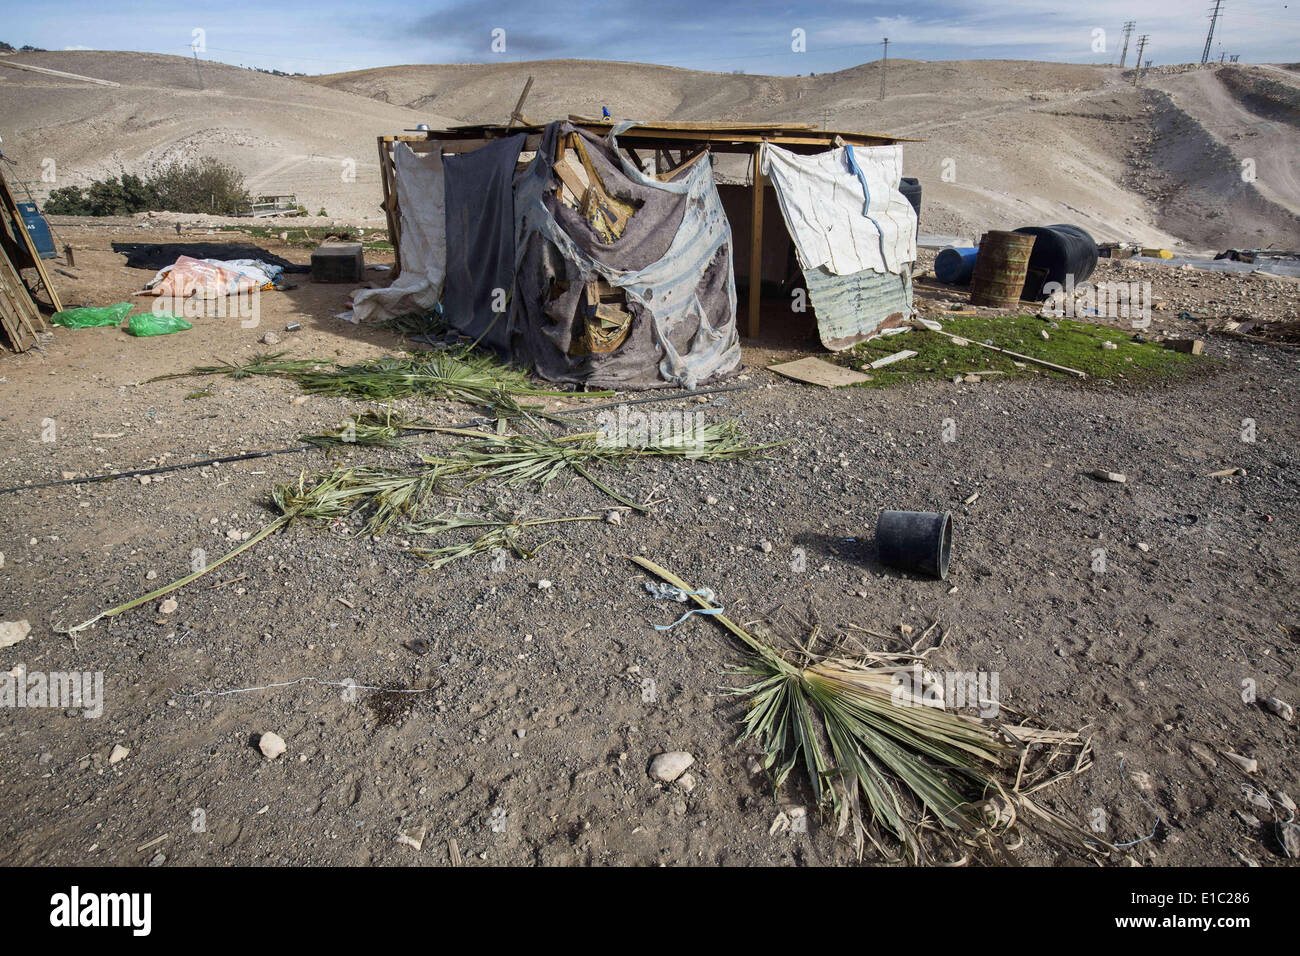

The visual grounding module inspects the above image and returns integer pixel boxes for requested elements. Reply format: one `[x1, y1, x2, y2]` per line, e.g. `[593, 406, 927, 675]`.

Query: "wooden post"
[376, 138, 400, 278]
[747, 145, 766, 339]
[508, 75, 534, 128]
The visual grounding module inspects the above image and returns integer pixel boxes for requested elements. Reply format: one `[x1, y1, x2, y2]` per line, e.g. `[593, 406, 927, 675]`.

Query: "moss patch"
[840, 315, 1205, 389]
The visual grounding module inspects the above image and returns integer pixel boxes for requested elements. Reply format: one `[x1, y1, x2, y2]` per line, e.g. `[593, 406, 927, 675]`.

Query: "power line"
[1202, 0, 1224, 65]
[879, 37, 888, 100]
[1118, 21, 1136, 68]
[1133, 35, 1150, 85]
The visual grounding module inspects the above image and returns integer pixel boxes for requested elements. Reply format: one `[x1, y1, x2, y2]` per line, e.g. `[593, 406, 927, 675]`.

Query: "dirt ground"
[1, 224, 1297, 867]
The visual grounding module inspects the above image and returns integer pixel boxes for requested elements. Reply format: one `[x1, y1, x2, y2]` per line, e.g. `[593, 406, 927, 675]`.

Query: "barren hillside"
[311, 57, 1300, 251]
[0, 51, 454, 221]
[2, 51, 1298, 250]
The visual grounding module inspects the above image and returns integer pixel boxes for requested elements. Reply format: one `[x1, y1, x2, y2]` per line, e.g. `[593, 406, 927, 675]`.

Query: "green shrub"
[44, 157, 249, 217]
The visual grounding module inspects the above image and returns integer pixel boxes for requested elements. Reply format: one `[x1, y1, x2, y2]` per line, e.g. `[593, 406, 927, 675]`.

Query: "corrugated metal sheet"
[804, 265, 913, 350]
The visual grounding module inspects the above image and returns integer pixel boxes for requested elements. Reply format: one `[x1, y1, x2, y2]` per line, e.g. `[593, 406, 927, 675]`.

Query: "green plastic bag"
[52, 302, 134, 329]
[127, 312, 194, 337]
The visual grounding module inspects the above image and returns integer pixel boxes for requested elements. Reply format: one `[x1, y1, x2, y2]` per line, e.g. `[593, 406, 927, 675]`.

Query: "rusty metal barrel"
[969, 231, 1037, 309]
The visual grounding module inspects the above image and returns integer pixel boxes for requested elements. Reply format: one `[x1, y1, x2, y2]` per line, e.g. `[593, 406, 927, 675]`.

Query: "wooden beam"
[375, 138, 400, 277]
[507, 75, 534, 128]
[748, 147, 766, 339]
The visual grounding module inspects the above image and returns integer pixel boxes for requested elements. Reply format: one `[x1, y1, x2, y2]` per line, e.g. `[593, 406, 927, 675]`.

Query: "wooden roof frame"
[377, 118, 913, 338]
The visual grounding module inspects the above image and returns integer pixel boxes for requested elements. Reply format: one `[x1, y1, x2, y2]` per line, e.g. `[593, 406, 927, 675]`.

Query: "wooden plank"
[747, 149, 765, 339]
[868, 349, 917, 369]
[553, 158, 588, 204]
[568, 117, 819, 131]
[655, 148, 708, 181]
[375, 138, 400, 278]
[769, 357, 871, 388]
[0, 245, 41, 351]
[422, 127, 912, 147]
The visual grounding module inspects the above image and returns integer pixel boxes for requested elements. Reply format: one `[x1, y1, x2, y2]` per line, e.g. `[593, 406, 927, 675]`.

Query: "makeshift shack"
[369, 118, 916, 387]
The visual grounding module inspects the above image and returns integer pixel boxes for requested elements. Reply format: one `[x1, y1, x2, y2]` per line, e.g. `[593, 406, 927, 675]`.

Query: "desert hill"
[2, 50, 1297, 249]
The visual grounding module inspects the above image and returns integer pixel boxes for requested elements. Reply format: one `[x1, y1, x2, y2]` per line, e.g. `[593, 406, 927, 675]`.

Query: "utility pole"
[1118, 21, 1136, 68]
[880, 38, 888, 101]
[1133, 35, 1150, 85]
[191, 46, 203, 89]
[1201, 0, 1223, 65]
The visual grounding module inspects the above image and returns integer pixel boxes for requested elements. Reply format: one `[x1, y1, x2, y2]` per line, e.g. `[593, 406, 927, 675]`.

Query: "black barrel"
[899, 177, 922, 224]
[1013, 224, 1099, 300]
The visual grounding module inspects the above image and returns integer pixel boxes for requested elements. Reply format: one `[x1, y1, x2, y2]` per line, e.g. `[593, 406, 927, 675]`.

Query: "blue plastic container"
[17, 202, 57, 259]
[934, 246, 978, 285]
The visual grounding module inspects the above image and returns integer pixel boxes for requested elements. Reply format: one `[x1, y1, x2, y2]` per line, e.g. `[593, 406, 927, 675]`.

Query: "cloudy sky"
[9, 0, 1300, 75]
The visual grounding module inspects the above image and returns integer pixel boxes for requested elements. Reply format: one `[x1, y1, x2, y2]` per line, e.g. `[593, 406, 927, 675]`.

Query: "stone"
[159, 598, 178, 614]
[648, 751, 694, 783]
[759, 540, 773, 553]
[0, 619, 31, 649]
[675, 772, 696, 792]
[1282, 824, 1300, 859]
[1223, 752, 1258, 774]
[258, 731, 287, 760]
[260, 332, 281, 346]
[1092, 470, 1126, 483]
[396, 826, 426, 851]
[109, 744, 130, 765]
[1264, 697, 1294, 722]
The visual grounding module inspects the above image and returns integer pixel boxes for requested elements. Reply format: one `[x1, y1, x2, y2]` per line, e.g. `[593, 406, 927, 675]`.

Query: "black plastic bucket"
[875, 510, 953, 580]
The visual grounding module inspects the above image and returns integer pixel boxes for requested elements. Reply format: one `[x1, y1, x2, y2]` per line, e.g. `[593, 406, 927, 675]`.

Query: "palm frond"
[300, 408, 441, 448]
[632, 556, 1097, 863]
[147, 352, 329, 382]
[405, 511, 601, 568]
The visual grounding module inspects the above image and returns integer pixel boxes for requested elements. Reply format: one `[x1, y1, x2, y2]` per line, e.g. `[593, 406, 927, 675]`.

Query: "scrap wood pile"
[0, 167, 58, 352]
[634, 557, 1103, 864]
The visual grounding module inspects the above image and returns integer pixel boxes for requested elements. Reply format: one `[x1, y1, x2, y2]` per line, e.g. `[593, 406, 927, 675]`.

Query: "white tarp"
[351, 142, 446, 324]
[759, 142, 916, 277]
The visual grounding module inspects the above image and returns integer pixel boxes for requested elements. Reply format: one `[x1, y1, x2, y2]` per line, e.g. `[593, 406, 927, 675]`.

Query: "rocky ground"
[0, 224, 1297, 867]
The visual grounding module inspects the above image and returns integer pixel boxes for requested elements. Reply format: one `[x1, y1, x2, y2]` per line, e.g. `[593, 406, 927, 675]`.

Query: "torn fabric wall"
[761, 142, 916, 349]
[442, 122, 740, 389]
[351, 143, 446, 325]
[442, 134, 527, 348]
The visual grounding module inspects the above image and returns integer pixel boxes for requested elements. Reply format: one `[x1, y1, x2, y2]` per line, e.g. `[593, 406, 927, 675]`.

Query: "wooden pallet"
[0, 242, 42, 351]
[0, 166, 62, 315]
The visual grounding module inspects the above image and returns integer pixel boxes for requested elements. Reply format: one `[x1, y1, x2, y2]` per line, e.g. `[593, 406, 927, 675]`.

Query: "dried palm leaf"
[631, 556, 1102, 863]
[147, 352, 328, 382]
[406, 512, 602, 568]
